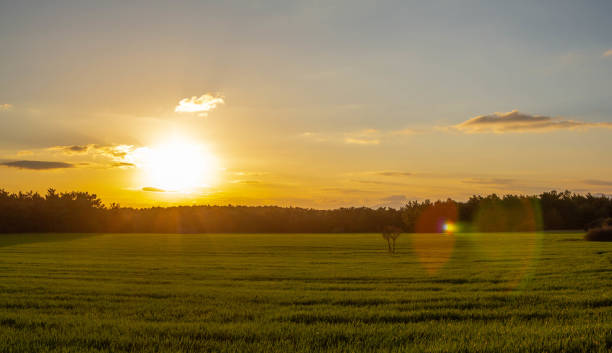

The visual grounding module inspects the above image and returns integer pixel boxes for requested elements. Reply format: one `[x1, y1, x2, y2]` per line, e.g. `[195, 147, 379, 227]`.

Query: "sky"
[1, 0, 611, 208]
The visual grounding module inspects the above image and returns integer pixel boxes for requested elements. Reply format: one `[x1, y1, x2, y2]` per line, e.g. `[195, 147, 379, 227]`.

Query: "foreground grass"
[0, 232, 610, 352]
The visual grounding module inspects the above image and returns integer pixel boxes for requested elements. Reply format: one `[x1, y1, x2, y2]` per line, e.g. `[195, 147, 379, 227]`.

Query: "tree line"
[0, 189, 610, 233]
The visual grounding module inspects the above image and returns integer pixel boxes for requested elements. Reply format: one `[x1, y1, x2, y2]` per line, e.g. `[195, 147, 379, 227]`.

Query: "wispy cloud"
[380, 194, 408, 202]
[16, 150, 34, 157]
[452, 110, 612, 133]
[351, 179, 406, 186]
[175, 94, 224, 116]
[389, 128, 418, 135]
[344, 137, 380, 145]
[50, 145, 89, 154]
[583, 179, 612, 187]
[1, 160, 74, 170]
[230, 180, 261, 184]
[302, 129, 381, 145]
[603, 49, 612, 58]
[376, 171, 412, 177]
[377, 194, 412, 208]
[462, 177, 516, 186]
[142, 187, 166, 192]
[344, 129, 380, 145]
[46, 144, 140, 169]
[50, 144, 136, 160]
[111, 162, 135, 168]
[0, 103, 12, 111]
[93, 145, 135, 159]
[303, 127, 421, 146]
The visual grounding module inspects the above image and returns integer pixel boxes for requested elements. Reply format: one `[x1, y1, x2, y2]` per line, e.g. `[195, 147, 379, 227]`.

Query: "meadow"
[0, 232, 610, 353]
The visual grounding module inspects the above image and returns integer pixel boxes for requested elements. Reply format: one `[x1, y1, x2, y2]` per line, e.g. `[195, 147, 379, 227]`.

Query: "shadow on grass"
[0, 233, 98, 248]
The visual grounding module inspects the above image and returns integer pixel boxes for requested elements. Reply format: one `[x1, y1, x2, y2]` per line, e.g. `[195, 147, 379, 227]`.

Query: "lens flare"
[410, 234, 456, 275]
[411, 201, 459, 274]
[443, 221, 456, 234]
[469, 198, 544, 291]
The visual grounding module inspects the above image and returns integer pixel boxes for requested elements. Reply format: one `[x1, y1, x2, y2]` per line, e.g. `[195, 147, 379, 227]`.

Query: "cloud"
[462, 178, 516, 186]
[603, 49, 612, 57]
[583, 179, 612, 187]
[112, 162, 135, 168]
[453, 110, 612, 133]
[142, 187, 166, 192]
[230, 180, 261, 184]
[0, 103, 12, 111]
[65, 145, 89, 153]
[50, 144, 136, 159]
[380, 194, 408, 202]
[377, 194, 413, 208]
[1, 160, 74, 170]
[376, 171, 412, 177]
[390, 128, 418, 135]
[93, 144, 135, 159]
[351, 179, 406, 186]
[321, 187, 371, 194]
[344, 129, 380, 145]
[175, 94, 224, 116]
[50, 145, 90, 154]
[302, 130, 382, 145]
[303, 127, 421, 146]
[16, 150, 34, 156]
[344, 137, 380, 145]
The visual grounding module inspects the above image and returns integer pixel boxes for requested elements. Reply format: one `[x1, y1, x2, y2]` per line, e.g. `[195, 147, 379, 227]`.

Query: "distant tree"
[0, 188, 611, 234]
[382, 225, 402, 254]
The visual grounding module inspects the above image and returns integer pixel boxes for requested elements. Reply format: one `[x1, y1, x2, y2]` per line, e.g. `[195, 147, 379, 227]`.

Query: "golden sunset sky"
[1, 1, 612, 208]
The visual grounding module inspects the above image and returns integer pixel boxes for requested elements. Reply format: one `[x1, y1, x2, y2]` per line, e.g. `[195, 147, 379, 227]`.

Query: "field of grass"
[0, 232, 611, 352]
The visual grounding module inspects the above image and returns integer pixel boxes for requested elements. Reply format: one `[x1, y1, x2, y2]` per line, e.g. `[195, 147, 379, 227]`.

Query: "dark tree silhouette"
[0, 188, 610, 234]
[382, 225, 402, 254]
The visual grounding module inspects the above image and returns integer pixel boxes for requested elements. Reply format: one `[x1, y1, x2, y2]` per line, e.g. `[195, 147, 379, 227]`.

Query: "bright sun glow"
[134, 139, 218, 192]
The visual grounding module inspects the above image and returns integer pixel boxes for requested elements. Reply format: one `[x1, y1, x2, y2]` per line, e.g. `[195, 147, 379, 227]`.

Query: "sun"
[136, 139, 218, 192]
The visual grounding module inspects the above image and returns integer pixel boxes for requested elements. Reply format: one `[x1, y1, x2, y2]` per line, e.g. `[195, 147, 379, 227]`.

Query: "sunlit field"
[0, 233, 610, 353]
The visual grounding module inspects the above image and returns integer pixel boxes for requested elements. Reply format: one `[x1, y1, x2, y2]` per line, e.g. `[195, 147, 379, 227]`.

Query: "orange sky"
[1, 1, 611, 208]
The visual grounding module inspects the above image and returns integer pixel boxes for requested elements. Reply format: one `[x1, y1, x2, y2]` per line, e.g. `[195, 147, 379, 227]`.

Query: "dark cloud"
[454, 110, 612, 133]
[64, 145, 89, 153]
[377, 171, 412, 177]
[142, 187, 166, 192]
[583, 179, 612, 186]
[50, 144, 134, 159]
[1, 160, 74, 170]
[112, 162, 135, 168]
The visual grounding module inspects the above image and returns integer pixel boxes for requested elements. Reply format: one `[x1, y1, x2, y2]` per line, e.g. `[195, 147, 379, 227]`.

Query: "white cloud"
[175, 94, 224, 116]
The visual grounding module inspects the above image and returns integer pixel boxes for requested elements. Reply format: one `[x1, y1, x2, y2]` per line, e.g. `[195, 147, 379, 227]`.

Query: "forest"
[0, 188, 610, 233]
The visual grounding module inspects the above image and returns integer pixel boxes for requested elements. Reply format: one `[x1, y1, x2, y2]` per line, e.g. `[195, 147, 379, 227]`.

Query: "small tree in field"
[382, 225, 402, 254]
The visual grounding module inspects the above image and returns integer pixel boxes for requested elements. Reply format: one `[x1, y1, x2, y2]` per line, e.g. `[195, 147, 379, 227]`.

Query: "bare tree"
[382, 225, 402, 254]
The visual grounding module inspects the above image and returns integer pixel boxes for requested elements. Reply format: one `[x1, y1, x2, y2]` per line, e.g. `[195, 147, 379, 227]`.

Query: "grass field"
[0, 232, 611, 352]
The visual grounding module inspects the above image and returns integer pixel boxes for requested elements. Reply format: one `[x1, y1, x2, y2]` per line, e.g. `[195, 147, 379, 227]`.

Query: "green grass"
[0, 232, 610, 352]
